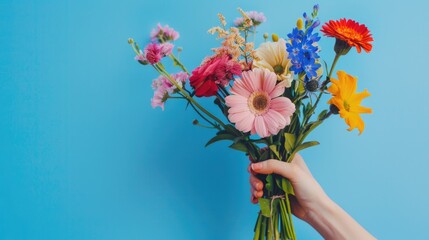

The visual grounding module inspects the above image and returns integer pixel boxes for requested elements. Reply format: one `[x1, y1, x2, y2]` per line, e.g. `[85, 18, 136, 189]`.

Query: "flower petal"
[254, 115, 269, 138]
[235, 113, 255, 133]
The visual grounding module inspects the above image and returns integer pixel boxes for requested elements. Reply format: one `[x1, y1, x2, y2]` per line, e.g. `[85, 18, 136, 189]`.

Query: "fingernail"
[251, 163, 262, 171]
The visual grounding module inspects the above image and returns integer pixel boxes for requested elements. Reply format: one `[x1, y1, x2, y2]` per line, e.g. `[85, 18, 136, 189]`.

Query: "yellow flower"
[327, 71, 372, 135]
[253, 38, 293, 87]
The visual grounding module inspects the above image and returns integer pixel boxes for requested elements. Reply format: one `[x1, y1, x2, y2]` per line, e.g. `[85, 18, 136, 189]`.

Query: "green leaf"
[250, 138, 269, 144]
[318, 109, 328, 121]
[224, 124, 242, 136]
[269, 145, 280, 159]
[284, 133, 296, 153]
[304, 102, 312, 116]
[265, 174, 273, 192]
[305, 120, 323, 134]
[281, 178, 295, 195]
[259, 198, 271, 218]
[295, 141, 320, 153]
[205, 133, 235, 147]
[229, 142, 248, 152]
[259, 149, 269, 161]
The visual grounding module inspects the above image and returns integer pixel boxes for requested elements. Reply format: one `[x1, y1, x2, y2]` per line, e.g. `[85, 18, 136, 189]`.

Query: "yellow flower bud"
[128, 38, 134, 44]
[272, 34, 279, 42]
[297, 18, 304, 30]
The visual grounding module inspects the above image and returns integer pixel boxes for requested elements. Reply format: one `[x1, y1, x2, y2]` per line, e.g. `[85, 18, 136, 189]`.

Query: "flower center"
[343, 100, 351, 111]
[248, 92, 270, 115]
[337, 27, 362, 41]
[273, 65, 284, 75]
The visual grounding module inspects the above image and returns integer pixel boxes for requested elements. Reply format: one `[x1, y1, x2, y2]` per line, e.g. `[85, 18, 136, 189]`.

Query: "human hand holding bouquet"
[128, 4, 373, 239]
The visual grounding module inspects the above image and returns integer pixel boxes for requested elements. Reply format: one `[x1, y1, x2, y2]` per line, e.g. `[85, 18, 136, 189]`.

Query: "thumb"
[251, 159, 300, 181]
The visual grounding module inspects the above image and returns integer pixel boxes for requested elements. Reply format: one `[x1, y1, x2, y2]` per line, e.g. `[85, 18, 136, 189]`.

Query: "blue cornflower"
[286, 40, 302, 59]
[290, 59, 303, 73]
[286, 27, 321, 78]
[302, 58, 321, 79]
[287, 28, 304, 42]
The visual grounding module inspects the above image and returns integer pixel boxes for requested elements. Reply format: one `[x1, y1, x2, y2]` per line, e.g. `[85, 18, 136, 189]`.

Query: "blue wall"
[1, 0, 428, 239]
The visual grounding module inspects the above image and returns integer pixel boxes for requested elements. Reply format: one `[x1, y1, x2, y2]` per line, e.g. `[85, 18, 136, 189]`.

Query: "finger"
[250, 174, 263, 190]
[292, 153, 312, 176]
[251, 195, 258, 204]
[247, 163, 256, 175]
[250, 185, 263, 200]
[250, 186, 258, 204]
[251, 159, 301, 181]
[253, 189, 263, 198]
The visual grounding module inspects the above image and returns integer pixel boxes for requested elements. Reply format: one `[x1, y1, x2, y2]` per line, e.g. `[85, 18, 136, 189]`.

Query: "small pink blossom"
[150, 72, 189, 110]
[150, 23, 180, 42]
[234, 11, 266, 27]
[151, 87, 166, 110]
[134, 50, 148, 64]
[144, 43, 174, 65]
[160, 42, 174, 56]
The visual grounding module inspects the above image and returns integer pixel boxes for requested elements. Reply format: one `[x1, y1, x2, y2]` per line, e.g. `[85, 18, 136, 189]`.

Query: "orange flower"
[328, 71, 372, 135]
[321, 19, 373, 54]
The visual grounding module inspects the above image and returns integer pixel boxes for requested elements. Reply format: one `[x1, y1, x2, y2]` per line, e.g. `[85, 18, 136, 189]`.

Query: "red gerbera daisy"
[321, 18, 373, 54]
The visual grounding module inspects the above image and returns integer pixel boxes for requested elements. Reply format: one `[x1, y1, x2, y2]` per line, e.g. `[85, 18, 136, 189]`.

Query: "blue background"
[1, 0, 428, 239]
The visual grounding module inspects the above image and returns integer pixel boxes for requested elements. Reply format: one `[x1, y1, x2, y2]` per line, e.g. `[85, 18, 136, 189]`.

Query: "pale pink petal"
[262, 112, 280, 135]
[261, 69, 277, 93]
[252, 68, 263, 91]
[225, 95, 247, 107]
[242, 71, 258, 93]
[250, 125, 256, 135]
[270, 97, 295, 117]
[235, 113, 255, 133]
[265, 109, 287, 131]
[229, 111, 251, 123]
[255, 115, 269, 138]
[231, 78, 252, 97]
[228, 105, 250, 114]
[269, 82, 286, 98]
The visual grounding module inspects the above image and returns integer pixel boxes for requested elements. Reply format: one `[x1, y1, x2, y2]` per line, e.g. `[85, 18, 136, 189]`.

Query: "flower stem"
[328, 53, 341, 79]
[155, 63, 227, 129]
[168, 53, 189, 74]
[302, 53, 341, 127]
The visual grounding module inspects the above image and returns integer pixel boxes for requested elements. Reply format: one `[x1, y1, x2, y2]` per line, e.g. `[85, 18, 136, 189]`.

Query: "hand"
[248, 153, 328, 222]
[248, 154, 376, 240]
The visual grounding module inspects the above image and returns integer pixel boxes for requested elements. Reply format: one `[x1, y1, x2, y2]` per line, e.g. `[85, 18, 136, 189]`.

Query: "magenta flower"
[150, 23, 180, 42]
[234, 11, 266, 27]
[151, 72, 189, 110]
[189, 54, 242, 97]
[225, 68, 295, 138]
[144, 42, 174, 65]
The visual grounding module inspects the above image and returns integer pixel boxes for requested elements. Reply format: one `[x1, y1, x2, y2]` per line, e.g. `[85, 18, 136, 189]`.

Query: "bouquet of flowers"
[128, 4, 373, 239]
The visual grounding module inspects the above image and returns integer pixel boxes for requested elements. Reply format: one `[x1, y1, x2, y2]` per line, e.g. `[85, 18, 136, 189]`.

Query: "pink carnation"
[189, 54, 242, 97]
[144, 42, 174, 65]
[225, 68, 295, 138]
[150, 23, 180, 42]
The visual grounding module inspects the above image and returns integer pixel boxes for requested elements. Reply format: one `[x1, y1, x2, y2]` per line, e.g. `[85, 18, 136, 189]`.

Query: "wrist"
[305, 196, 341, 239]
[305, 196, 375, 240]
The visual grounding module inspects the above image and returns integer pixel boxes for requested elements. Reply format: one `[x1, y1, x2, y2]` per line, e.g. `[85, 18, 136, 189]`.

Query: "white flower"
[253, 38, 293, 87]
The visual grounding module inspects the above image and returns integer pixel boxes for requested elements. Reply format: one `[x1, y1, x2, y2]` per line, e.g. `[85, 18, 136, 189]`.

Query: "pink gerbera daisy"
[225, 68, 295, 138]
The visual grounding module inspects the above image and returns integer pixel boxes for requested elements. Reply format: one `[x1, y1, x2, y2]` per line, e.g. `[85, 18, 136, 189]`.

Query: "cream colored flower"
[253, 38, 293, 87]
